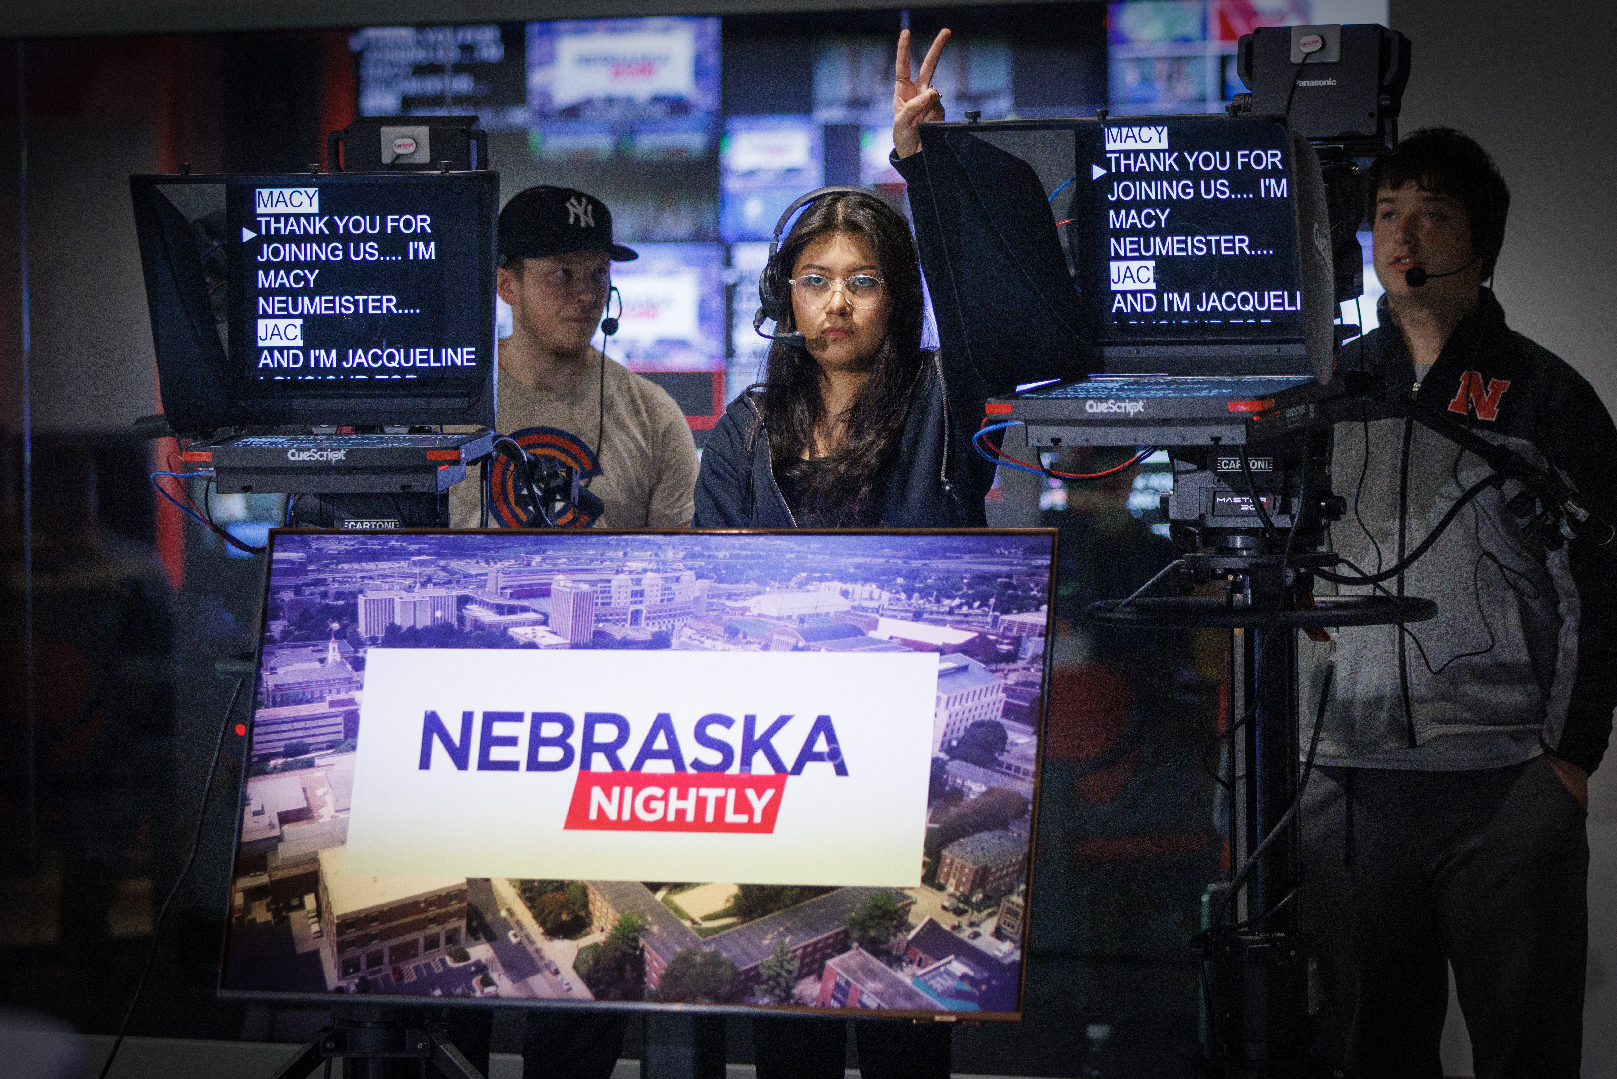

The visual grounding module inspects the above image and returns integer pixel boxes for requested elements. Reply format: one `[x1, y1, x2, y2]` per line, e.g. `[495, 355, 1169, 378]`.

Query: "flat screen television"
[608, 242, 726, 373]
[526, 17, 722, 162]
[131, 170, 498, 435]
[220, 529, 1056, 1019]
[721, 116, 825, 243]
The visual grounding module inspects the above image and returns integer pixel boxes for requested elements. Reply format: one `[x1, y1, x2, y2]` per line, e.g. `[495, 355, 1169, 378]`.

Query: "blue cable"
[973, 422, 1157, 481]
[972, 421, 1048, 476]
[149, 470, 268, 555]
[1048, 176, 1076, 203]
[149, 470, 214, 530]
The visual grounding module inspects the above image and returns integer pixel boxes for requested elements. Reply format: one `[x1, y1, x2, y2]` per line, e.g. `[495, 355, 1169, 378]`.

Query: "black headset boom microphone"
[754, 185, 869, 348]
[1405, 168, 1505, 288]
[600, 284, 621, 335]
[1405, 255, 1482, 288]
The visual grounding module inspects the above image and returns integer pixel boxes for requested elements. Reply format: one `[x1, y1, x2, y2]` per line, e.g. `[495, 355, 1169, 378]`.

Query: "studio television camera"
[907, 22, 1448, 1078]
[917, 21, 1606, 1076]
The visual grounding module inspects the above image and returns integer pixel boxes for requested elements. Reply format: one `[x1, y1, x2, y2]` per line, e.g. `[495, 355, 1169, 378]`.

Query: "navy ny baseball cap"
[498, 186, 638, 264]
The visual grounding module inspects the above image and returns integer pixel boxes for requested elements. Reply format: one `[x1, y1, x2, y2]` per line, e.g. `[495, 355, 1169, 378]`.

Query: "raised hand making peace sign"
[893, 27, 951, 159]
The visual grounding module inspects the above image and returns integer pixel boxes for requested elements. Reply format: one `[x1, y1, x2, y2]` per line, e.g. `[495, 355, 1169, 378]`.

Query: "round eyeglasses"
[788, 272, 885, 308]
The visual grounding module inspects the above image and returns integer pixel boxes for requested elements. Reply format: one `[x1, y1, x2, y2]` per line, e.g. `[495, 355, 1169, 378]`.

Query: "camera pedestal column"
[1092, 577, 1434, 1078]
[642, 1014, 726, 1079]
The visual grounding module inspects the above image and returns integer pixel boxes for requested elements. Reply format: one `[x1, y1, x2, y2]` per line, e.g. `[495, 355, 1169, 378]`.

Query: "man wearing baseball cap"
[449, 185, 697, 529]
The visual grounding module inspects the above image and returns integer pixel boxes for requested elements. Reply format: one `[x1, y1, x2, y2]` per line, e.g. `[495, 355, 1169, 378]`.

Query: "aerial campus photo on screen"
[224, 531, 1052, 1012]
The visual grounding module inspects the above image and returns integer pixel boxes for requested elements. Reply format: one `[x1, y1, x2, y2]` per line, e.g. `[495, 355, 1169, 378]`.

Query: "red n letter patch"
[1447, 370, 1511, 421]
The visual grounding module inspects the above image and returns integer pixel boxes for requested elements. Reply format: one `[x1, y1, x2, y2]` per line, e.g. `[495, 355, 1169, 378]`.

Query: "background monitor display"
[727, 241, 774, 402]
[222, 529, 1055, 1017]
[859, 126, 904, 188]
[526, 18, 722, 163]
[608, 243, 727, 372]
[1107, 0, 1366, 115]
[810, 36, 1013, 127]
[720, 116, 825, 243]
[352, 25, 530, 133]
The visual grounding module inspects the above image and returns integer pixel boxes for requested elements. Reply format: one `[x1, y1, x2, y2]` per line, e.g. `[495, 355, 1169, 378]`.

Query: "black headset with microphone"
[601, 284, 622, 336]
[1405, 255, 1482, 288]
[754, 185, 870, 348]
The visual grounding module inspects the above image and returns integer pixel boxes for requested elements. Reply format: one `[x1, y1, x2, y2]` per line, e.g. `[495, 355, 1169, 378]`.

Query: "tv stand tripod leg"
[426, 1024, 488, 1079]
[266, 1036, 330, 1079]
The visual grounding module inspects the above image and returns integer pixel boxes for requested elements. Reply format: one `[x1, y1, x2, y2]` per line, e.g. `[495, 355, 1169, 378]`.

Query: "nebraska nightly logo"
[417, 709, 847, 834]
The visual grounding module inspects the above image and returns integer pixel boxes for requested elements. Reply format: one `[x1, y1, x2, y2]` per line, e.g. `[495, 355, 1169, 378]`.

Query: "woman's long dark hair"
[759, 190, 928, 523]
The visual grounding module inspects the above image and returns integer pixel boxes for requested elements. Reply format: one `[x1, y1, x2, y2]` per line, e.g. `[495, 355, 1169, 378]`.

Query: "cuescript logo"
[1084, 399, 1146, 416]
[286, 448, 348, 462]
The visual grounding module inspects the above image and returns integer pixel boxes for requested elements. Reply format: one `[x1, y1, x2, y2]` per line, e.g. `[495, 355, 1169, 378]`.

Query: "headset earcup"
[757, 260, 788, 325]
[757, 265, 776, 323]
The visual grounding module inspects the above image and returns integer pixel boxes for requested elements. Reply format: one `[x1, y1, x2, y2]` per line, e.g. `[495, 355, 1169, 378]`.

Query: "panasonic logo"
[1297, 78, 1338, 87]
[1084, 400, 1146, 416]
[286, 448, 348, 462]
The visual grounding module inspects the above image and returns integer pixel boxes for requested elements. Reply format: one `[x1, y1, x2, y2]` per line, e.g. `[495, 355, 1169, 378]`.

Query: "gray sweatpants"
[1298, 756, 1589, 1079]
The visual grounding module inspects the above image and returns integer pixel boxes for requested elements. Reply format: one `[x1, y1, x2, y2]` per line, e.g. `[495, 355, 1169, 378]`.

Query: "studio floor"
[9, 1034, 1037, 1079]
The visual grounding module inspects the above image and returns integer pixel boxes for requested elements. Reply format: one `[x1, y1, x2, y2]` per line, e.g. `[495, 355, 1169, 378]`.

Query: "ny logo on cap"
[566, 196, 595, 228]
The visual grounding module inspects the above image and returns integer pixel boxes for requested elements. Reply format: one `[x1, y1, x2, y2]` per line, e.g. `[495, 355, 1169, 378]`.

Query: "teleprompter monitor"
[131, 170, 497, 435]
[220, 529, 1056, 1018]
[910, 114, 1334, 384]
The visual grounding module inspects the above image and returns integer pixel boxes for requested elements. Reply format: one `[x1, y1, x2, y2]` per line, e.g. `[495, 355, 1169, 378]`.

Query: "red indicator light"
[984, 403, 1014, 415]
[1228, 399, 1274, 413]
[234, 723, 247, 737]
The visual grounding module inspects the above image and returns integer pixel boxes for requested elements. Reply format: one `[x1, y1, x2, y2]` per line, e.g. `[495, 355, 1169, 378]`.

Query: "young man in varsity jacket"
[1298, 127, 1617, 1079]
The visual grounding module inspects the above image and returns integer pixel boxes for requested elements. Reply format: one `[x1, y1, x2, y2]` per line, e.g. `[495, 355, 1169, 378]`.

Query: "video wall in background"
[353, 1, 1386, 412]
